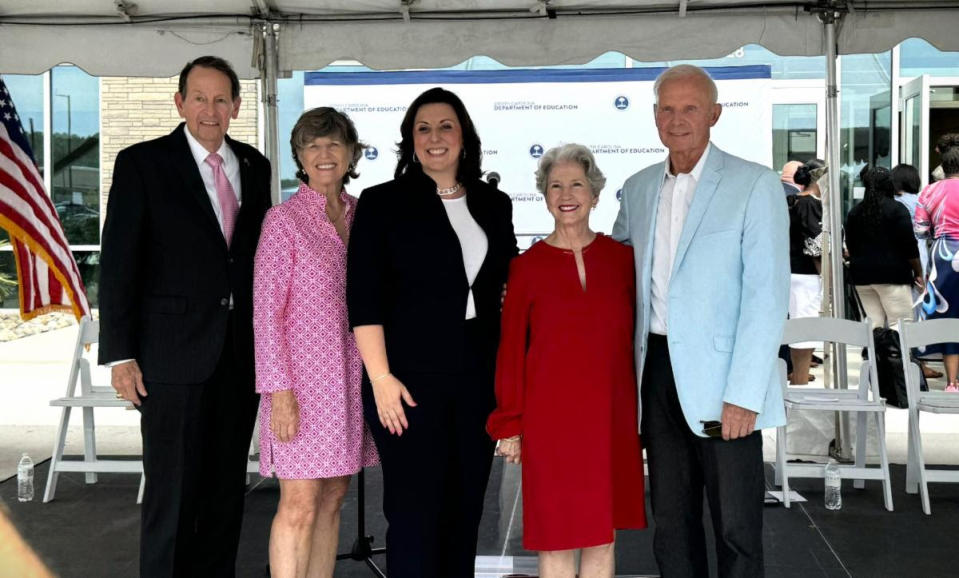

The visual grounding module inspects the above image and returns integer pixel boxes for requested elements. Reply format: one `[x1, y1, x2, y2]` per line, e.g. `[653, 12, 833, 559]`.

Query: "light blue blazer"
[612, 144, 790, 435]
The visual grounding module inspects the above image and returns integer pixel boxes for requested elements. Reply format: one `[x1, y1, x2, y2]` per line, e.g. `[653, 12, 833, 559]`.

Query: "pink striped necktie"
[205, 152, 240, 247]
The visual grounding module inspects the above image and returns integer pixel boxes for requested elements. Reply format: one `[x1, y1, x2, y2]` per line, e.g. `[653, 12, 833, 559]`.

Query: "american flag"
[0, 77, 90, 320]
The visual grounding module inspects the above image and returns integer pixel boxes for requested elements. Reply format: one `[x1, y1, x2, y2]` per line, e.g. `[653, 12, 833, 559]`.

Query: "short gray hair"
[653, 64, 718, 105]
[535, 144, 606, 197]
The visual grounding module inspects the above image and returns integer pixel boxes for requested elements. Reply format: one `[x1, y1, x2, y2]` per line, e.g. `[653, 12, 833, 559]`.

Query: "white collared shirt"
[649, 143, 712, 335]
[183, 125, 242, 235]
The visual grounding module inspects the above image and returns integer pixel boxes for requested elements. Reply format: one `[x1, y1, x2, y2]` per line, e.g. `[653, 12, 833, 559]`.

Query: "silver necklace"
[436, 183, 462, 196]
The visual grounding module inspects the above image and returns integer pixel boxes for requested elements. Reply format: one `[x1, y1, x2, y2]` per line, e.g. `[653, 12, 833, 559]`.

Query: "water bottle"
[824, 460, 841, 510]
[18, 453, 34, 502]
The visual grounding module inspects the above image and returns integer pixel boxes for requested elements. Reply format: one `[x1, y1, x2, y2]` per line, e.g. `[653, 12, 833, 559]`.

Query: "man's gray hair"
[535, 143, 606, 197]
[653, 64, 719, 105]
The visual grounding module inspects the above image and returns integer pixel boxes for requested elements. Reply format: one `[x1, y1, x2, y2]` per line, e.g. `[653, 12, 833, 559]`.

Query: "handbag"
[847, 270, 928, 407]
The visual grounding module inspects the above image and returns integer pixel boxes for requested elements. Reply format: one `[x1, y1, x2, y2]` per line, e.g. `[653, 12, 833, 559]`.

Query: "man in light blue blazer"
[613, 65, 789, 577]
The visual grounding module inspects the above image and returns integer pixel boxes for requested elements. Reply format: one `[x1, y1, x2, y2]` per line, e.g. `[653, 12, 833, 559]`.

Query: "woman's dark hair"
[394, 87, 483, 182]
[794, 158, 825, 188]
[942, 143, 959, 176]
[936, 132, 959, 154]
[859, 166, 895, 227]
[291, 107, 365, 185]
[891, 164, 921, 195]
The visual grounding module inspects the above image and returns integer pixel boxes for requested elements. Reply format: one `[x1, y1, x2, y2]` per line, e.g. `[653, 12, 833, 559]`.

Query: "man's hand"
[111, 360, 147, 406]
[270, 390, 300, 443]
[720, 402, 758, 441]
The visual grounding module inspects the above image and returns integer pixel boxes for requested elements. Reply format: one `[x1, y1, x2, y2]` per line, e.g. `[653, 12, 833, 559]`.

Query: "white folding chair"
[775, 317, 893, 511]
[43, 316, 145, 503]
[898, 318, 959, 515]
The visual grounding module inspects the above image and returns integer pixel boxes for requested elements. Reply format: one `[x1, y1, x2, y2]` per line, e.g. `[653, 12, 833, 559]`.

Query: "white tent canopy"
[1, 1, 957, 77]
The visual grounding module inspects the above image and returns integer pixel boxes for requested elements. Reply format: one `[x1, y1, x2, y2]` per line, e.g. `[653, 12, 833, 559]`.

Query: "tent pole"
[260, 22, 281, 205]
[822, 4, 852, 461]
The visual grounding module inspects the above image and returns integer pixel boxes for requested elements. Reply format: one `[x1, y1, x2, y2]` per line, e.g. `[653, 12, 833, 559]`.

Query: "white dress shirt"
[649, 144, 712, 335]
[183, 125, 243, 234]
[441, 195, 488, 320]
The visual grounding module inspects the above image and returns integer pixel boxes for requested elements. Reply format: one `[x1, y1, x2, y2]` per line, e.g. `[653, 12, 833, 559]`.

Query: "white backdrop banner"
[305, 66, 772, 249]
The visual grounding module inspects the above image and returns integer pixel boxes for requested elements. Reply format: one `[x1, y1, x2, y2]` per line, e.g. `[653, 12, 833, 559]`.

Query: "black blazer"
[347, 170, 518, 377]
[98, 124, 272, 384]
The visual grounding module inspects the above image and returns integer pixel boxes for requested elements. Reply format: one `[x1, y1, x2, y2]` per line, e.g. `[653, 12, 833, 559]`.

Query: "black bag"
[871, 327, 929, 408]
[847, 272, 927, 407]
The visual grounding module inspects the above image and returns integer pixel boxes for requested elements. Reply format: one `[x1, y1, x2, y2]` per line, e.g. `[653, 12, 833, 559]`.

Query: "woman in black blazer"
[346, 87, 517, 578]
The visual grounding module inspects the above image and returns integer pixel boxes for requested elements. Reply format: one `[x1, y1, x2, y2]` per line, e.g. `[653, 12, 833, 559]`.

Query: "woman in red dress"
[487, 144, 646, 578]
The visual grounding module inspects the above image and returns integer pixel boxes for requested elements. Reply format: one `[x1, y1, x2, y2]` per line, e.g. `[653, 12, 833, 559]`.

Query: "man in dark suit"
[98, 56, 272, 577]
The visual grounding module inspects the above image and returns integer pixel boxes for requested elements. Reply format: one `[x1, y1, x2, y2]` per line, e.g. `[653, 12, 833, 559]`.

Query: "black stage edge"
[2, 458, 957, 577]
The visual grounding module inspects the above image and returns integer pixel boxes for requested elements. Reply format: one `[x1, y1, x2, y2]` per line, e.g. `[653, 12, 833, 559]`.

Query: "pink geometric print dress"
[253, 183, 378, 479]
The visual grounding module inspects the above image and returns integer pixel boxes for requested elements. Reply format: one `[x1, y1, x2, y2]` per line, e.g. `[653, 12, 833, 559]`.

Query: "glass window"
[901, 38, 959, 78]
[631, 44, 826, 80]
[2, 74, 45, 173]
[51, 66, 100, 246]
[839, 51, 892, 216]
[279, 71, 306, 202]
[73, 250, 100, 308]
[0, 249, 19, 309]
[773, 104, 818, 169]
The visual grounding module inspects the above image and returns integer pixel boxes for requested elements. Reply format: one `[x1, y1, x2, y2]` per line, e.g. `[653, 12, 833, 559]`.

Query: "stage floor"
[2, 456, 956, 577]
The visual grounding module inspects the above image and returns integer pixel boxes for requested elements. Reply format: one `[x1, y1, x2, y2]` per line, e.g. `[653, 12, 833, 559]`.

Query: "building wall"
[99, 76, 259, 212]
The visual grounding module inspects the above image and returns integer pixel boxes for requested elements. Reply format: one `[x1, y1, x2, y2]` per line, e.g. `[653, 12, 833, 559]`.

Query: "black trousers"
[363, 367, 496, 578]
[138, 317, 259, 578]
[642, 333, 765, 578]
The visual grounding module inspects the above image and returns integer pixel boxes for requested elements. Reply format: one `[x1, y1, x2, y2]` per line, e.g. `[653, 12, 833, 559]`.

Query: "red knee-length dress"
[487, 234, 647, 551]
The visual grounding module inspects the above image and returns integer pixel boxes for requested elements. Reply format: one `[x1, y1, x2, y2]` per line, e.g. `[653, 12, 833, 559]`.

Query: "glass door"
[900, 74, 930, 187]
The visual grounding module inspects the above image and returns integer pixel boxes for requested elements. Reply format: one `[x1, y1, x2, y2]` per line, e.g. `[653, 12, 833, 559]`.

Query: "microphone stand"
[336, 469, 386, 577]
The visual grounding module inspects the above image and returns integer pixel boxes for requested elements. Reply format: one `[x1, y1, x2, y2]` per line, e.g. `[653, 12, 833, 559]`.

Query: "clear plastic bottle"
[18, 453, 34, 502]
[824, 459, 841, 510]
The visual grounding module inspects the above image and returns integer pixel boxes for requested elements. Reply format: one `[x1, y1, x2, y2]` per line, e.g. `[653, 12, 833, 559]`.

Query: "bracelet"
[370, 371, 392, 384]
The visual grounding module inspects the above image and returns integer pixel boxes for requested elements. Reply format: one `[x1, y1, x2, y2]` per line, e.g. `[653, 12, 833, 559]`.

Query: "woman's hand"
[373, 374, 417, 436]
[271, 390, 300, 443]
[497, 436, 522, 464]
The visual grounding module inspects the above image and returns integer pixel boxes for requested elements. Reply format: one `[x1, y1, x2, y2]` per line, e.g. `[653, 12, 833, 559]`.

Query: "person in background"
[786, 159, 826, 385]
[254, 107, 378, 577]
[845, 166, 923, 332]
[915, 134, 959, 392]
[346, 87, 517, 577]
[892, 163, 943, 380]
[781, 160, 803, 196]
[489, 144, 646, 578]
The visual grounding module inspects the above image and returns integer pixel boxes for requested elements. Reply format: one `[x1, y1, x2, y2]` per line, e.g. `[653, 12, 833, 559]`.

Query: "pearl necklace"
[436, 183, 462, 197]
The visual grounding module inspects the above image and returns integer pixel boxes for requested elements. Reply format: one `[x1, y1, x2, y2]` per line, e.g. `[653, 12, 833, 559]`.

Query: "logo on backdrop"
[529, 144, 544, 159]
[616, 188, 623, 201]
[614, 96, 629, 110]
[364, 147, 378, 161]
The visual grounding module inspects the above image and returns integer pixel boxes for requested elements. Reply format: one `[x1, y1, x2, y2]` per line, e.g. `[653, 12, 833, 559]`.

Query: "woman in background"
[845, 166, 922, 331]
[915, 134, 959, 391]
[786, 159, 826, 384]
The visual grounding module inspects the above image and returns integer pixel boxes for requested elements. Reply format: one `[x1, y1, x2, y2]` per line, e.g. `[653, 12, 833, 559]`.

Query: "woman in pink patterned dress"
[254, 107, 378, 577]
